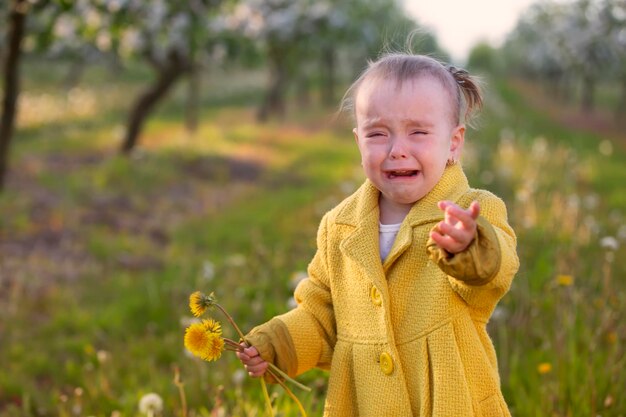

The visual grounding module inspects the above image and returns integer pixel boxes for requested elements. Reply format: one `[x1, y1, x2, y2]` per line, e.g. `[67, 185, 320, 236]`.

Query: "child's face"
[353, 76, 465, 208]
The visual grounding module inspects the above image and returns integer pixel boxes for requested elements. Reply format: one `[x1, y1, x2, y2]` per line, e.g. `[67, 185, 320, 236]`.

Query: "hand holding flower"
[237, 345, 269, 377]
[183, 291, 310, 417]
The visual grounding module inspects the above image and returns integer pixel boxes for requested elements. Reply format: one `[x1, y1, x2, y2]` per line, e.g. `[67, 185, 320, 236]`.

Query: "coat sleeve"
[245, 214, 336, 378]
[426, 192, 519, 319]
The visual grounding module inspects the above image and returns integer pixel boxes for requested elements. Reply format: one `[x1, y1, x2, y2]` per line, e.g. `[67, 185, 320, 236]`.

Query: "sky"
[403, 0, 539, 64]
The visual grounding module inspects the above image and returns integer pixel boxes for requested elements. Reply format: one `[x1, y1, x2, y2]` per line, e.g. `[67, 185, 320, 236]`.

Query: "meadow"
[0, 60, 624, 417]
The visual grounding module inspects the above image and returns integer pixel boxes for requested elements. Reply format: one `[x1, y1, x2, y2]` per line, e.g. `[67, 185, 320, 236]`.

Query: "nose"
[389, 136, 408, 159]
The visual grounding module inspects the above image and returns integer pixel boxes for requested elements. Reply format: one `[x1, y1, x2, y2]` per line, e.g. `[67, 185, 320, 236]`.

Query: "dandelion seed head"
[600, 236, 619, 251]
[139, 393, 163, 415]
[96, 350, 109, 364]
[202, 261, 215, 282]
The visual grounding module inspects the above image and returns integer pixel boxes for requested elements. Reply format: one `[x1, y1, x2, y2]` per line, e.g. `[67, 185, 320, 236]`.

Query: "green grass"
[0, 60, 625, 416]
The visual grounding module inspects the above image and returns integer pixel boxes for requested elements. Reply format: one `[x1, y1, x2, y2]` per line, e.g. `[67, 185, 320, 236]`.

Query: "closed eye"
[366, 132, 386, 138]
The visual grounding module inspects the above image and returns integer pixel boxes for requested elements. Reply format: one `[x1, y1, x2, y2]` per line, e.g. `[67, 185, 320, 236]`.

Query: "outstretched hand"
[430, 200, 480, 254]
[236, 345, 268, 378]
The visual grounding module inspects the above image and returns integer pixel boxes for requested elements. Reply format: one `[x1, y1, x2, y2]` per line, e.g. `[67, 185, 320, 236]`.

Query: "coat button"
[370, 285, 382, 306]
[379, 352, 394, 375]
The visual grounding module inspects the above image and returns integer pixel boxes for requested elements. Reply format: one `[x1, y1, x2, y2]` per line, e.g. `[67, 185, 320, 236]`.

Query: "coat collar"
[336, 164, 470, 274]
[336, 164, 470, 227]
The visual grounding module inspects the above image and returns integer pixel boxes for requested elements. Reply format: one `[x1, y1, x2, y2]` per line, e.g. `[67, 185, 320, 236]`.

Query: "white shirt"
[379, 222, 402, 261]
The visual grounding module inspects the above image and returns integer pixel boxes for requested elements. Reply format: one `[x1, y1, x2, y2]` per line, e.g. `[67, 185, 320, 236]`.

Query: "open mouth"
[387, 170, 419, 179]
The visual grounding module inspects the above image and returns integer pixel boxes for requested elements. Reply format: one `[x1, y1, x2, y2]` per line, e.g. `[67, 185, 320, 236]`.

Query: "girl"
[238, 53, 519, 416]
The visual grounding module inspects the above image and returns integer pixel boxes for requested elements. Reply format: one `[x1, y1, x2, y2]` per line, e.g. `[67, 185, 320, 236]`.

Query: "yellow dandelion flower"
[203, 333, 225, 362]
[184, 322, 211, 358]
[606, 331, 617, 344]
[189, 291, 217, 317]
[189, 291, 207, 317]
[184, 321, 225, 362]
[201, 318, 222, 335]
[556, 274, 574, 286]
[537, 362, 552, 374]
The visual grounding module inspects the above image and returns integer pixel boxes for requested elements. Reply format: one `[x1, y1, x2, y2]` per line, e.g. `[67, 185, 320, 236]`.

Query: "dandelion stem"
[223, 338, 244, 352]
[271, 371, 308, 417]
[267, 363, 311, 392]
[260, 378, 275, 417]
[214, 303, 247, 342]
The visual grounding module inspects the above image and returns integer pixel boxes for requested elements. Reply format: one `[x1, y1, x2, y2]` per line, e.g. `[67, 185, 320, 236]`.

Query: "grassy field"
[0, 60, 624, 417]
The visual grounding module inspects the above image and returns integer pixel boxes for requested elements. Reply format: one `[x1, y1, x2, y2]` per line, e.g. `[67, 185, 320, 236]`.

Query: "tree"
[228, 0, 432, 120]
[467, 42, 501, 74]
[601, 0, 626, 120]
[34, 0, 236, 154]
[503, 0, 615, 111]
[109, 0, 230, 154]
[1, 0, 29, 191]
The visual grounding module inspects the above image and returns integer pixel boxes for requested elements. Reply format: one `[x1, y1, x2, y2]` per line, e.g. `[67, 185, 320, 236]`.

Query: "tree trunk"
[616, 75, 626, 125]
[120, 53, 188, 154]
[0, 0, 28, 191]
[185, 61, 200, 134]
[321, 46, 336, 107]
[581, 73, 594, 112]
[257, 44, 289, 122]
[295, 72, 311, 109]
[63, 55, 86, 90]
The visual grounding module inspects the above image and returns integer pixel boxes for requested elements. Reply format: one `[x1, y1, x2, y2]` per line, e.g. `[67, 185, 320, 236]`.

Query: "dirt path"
[510, 79, 626, 150]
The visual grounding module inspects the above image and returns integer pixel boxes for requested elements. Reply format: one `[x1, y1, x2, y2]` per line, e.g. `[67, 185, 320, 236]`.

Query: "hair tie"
[447, 65, 468, 84]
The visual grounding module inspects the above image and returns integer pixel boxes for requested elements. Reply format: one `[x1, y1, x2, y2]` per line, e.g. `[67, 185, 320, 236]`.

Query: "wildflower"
[96, 350, 109, 364]
[184, 319, 225, 362]
[232, 369, 247, 386]
[202, 261, 215, 281]
[139, 393, 163, 416]
[184, 290, 310, 417]
[606, 331, 618, 345]
[600, 236, 619, 251]
[556, 274, 574, 286]
[537, 362, 552, 374]
[189, 291, 216, 317]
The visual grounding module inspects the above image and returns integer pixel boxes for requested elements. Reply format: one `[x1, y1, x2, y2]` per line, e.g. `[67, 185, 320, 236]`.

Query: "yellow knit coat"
[247, 164, 520, 417]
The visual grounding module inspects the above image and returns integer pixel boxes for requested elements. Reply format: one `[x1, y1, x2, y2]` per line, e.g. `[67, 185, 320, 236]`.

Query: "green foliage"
[467, 42, 502, 74]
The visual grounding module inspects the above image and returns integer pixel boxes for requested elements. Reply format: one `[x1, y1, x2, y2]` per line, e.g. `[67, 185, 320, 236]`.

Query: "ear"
[352, 127, 359, 145]
[449, 125, 465, 159]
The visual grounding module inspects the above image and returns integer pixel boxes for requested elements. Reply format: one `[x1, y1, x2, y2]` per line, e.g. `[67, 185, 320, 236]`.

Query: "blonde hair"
[340, 53, 483, 127]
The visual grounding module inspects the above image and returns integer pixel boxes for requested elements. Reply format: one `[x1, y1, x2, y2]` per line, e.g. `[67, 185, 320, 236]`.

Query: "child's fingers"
[236, 345, 268, 377]
[245, 360, 268, 377]
[436, 220, 468, 242]
[442, 203, 480, 229]
[430, 230, 463, 253]
[242, 353, 268, 377]
[468, 201, 480, 219]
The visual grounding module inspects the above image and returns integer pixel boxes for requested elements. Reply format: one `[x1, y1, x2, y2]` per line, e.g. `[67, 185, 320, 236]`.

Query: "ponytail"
[446, 65, 483, 127]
